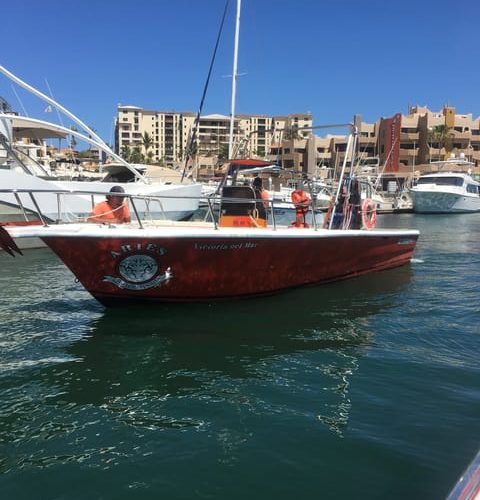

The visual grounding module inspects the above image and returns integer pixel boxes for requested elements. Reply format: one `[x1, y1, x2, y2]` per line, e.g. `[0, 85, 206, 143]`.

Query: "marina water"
[1, 213, 479, 499]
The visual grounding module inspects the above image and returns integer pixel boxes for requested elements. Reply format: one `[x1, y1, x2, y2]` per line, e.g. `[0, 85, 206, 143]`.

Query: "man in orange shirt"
[87, 185, 131, 224]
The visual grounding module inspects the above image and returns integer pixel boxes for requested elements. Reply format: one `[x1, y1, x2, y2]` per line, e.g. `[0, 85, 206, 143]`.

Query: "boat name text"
[194, 242, 258, 251]
[110, 242, 167, 258]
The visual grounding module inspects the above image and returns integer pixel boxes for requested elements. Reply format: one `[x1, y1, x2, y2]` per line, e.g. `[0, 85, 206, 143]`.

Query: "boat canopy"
[9, 115, 67, 140]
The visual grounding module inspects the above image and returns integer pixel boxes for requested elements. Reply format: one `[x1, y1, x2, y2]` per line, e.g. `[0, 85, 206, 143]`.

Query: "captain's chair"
[219, 186, 267, 227]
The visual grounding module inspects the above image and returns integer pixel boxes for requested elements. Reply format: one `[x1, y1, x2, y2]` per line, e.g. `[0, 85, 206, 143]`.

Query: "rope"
[88, 205, 124, 220]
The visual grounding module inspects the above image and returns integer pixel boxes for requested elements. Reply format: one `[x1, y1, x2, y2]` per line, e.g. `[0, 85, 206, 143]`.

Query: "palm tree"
[218, 143, 229, 161]
[255, 146, 266, 158]
[86, 125, 97, 151]
[120, 144, 132, 162]
[283, 125, 301, 141]
[184, 141, 198, 170]
[130, 146, 144, 164]
[142, 132, 154, 163]
[69, 125, 78, 150]
[429, 125, 453, 161]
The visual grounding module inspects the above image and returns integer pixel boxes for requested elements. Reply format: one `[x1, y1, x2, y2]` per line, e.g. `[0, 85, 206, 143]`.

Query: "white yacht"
[0, 115, 201, 223]
[0, 63, 202, 248]
[410, 155, 480, 213]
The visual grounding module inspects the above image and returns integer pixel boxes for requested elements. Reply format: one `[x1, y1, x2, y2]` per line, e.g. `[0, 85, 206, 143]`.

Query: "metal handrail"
[0, 186, 327, 231]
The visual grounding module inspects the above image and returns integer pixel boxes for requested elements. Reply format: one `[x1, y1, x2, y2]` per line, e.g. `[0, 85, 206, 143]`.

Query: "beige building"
[116, 105, 480, 183]
[115, 106, 196, 165]
[374, 106, 480, 179]
[406, 105, 480, 167]
[267, 119, 377, 182]
[115, 106, 312, 176]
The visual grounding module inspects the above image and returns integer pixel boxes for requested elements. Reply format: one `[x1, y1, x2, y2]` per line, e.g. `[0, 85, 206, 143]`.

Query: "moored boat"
[0, 66, 202, 245]
[2, 220, 418, 306]
[0, 183, 419, 305]
[410, 155, 480, 213]
[0, 125, 420, 304]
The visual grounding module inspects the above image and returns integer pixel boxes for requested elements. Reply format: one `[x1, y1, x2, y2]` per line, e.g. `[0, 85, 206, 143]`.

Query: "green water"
[1, 213, 479, 499]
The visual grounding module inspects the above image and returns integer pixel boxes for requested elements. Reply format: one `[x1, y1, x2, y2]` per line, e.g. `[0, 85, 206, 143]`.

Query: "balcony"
[317, 152, 330, 160]
[399, 149, 418, 157]
[400, 132, 419, 141]
[452, 131, 471, 140]
[471, 151, 480, 161]
[358, 138, 376, 147]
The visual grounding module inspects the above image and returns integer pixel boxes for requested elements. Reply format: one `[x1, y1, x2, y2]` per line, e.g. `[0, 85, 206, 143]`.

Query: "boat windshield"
[417, 176, 464, 187]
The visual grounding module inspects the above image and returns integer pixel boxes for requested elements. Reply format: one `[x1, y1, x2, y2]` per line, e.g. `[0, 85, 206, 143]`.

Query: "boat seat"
[219, 186, 267, 227]
[220, 186, 256, 216]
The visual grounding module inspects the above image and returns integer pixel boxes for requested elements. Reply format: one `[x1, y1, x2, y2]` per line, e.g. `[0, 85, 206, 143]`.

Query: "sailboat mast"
[228, 0, 241, 160]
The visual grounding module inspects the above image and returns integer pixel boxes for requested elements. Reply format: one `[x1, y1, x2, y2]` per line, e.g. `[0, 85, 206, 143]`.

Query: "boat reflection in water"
[0, 245, 413, 474]
[33, 266, 412, 445]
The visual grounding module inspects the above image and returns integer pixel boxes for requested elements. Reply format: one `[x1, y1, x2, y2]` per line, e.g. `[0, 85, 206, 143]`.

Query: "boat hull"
[38, 227, 418, 305]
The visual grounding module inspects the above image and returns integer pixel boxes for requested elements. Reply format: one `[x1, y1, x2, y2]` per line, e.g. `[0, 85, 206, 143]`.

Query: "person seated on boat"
[252, 176, 269, 219]
[87, 185, 131, 224]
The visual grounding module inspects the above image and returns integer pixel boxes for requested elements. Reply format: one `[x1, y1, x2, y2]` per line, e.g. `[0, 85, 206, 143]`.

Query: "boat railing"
[0, 187, 197, 226]
[0, 187, 330, 231]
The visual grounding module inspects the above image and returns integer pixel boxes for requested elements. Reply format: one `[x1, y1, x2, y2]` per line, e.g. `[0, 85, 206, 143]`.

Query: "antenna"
[44, 78, 64, 126]
[10, 84, 28, 116]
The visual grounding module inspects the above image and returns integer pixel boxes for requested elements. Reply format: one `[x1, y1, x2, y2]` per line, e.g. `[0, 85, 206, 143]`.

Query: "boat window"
[466, 184, 479, 194]
[417, 176, 464, 187]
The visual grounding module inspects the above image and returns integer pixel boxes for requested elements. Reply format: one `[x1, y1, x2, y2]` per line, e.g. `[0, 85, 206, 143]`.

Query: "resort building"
[115, 105, 480, 182]
[114, 106, 312, 175]
[268, 106, 480, 184]
[375, 106, 480, 176]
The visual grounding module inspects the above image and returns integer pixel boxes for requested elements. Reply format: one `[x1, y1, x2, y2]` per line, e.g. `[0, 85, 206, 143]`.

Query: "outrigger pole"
[0, 64, 148, 183]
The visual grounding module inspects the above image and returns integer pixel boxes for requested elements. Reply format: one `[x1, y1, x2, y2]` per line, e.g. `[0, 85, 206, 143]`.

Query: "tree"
[184, 141, 197, 160]
[255, 146, 266, 157]
[86, 125, 98, 151]
[120, 144, 132, 162]
[218, 143, 229, 161]
[69, 125, 78, 150]
[429, 125, 453, 160]
[142, 132, 154, 163]
[130, 146, 144, 164]
[184, 141, 198, 169]
[283, 126, 301, 141]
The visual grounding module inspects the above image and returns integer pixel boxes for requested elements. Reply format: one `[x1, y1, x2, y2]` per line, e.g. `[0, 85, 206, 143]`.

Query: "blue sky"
[1, 0, 479, 144]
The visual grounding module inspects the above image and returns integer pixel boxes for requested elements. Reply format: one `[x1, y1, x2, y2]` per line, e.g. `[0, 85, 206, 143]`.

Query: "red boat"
[0, 180, 419, 306]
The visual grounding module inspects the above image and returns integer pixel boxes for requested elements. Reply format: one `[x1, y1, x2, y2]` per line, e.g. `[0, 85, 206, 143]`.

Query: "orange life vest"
[291, 190, 310, 227]
[291, 190, 310, 213]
